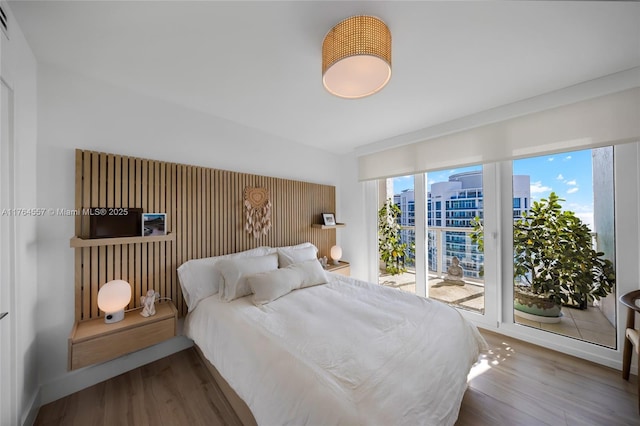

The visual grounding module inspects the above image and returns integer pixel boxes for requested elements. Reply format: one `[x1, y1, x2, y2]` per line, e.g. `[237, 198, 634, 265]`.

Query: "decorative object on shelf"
[97, 280, 132, 324]
[330, 245, 342, 265]
[322, 213, 336, 226]
[319, 256, 328, 269]
[140, 289, 160, 317]
[89, 207, 142, 238]
[142, 213, 166, 236]
[244, 186, 272, 239]
[322, 15, 391, 99]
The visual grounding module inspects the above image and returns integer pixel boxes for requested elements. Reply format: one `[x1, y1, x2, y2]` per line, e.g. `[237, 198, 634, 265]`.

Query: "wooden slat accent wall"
[74, 149, 336, 320]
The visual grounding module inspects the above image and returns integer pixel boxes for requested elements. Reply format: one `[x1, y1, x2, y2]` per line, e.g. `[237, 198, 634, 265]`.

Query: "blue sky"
[392, 148, 595, 228]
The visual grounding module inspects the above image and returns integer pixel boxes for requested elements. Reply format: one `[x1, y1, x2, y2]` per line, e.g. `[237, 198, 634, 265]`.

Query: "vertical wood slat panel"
[170, 164, 177, 303]
[74, 150, 83, 321]
[81, 152, 91, 320]
[114, 156, 122, 298]
[175, 164, 181, 307]
[74, 150, 337, 320]
[128, 159, 136, 307]
[154, 161, 160, 304]
[120, 156, 128, 307]
[106, 154, 115, 286]
[141, 159, 149, 307]
[160, 162, 166, 304]
[151, 161, 158, 301]
[91, 152, 100, 319]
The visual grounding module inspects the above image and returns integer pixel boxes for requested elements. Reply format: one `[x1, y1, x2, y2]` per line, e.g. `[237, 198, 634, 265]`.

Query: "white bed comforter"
[185, 274, 487, 426]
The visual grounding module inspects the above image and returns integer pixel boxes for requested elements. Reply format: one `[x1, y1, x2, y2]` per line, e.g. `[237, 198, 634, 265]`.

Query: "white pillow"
[218, 253, 279, 302]
[177, 246, 274, 311]
[247, 267, 303, 305]
[289, 259, 328, 288]
[277, 244, 318, 268]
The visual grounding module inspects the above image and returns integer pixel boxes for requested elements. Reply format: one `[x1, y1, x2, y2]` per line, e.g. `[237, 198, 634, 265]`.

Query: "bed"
[180, 244, 487, 426]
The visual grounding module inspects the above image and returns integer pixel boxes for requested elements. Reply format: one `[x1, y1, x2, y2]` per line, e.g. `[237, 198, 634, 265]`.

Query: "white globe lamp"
[330, 245, 343, 265]
[97, 279, 131, 323]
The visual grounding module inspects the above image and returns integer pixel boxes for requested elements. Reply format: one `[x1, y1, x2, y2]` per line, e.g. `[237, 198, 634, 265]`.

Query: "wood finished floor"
[35, 330, 638, 426]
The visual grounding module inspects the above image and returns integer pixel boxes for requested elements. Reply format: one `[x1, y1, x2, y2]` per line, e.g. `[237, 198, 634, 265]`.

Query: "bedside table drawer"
[71, 317, 175, 370]
[331, 266, 350, 277]
[326, 261, 350, 277]
[69, 302, 177, 370]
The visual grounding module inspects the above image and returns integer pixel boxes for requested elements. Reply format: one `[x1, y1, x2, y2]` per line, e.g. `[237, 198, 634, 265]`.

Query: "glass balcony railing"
[386, 226, 485, 283]
[380, 225, 485, 313]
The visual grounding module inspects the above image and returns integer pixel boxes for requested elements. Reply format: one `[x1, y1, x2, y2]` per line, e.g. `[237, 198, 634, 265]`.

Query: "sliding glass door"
[374, 144, 630, 354]
[511, 148, 616, 348]
[425, 166, 486, 314]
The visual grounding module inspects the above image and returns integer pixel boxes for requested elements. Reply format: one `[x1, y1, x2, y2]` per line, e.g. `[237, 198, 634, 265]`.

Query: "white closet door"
[0, 77, 16, 426]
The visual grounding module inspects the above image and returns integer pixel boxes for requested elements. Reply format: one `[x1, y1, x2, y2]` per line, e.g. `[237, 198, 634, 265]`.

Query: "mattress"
[185, 273, 487, 425]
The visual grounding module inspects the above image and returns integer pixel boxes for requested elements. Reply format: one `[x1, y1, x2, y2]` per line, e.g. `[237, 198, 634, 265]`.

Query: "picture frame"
[322, 213, 336, 226]
[142, 213, 167, 236]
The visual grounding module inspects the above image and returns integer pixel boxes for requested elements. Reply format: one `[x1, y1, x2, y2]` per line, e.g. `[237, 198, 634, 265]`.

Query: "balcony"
[379, 226, 615, 348]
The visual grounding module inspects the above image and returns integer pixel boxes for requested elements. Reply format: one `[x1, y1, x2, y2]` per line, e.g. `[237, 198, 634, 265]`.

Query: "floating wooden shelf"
[311, 223, 346, 230]
[70, 233, 175, 248]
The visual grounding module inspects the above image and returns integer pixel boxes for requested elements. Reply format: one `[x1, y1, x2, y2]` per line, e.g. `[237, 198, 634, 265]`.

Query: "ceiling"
[8, 1, 640, 154]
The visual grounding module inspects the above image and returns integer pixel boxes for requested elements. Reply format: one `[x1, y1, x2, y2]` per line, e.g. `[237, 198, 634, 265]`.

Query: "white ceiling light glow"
[322, 15, 392, 99]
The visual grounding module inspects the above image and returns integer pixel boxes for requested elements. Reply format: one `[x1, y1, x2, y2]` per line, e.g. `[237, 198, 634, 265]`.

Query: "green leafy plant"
[378, 198, 410, 275]
[471, 192, 615, 307]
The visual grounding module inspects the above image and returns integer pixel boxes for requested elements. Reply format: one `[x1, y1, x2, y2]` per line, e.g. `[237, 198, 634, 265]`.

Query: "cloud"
[567, 187, 579, 194]
[530, 181, 552, 193]
[566, 180, 577, 186]
[567, 202, 592, 213]
[556, 174, 564, 180]
[575, 212, 593, 231]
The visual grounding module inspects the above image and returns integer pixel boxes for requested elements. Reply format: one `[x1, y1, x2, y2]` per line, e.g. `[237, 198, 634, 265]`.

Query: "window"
[512, 148, 616, 348]
[378, 176, 416, 294]
[426, 166, 485, 314]
[374, 145, 624, 357]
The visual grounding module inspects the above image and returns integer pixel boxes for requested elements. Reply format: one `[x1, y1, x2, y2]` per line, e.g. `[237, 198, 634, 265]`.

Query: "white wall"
[36, 63, 342, 405]
[337, 152, 367, 281]
[0, 3, 39, 425]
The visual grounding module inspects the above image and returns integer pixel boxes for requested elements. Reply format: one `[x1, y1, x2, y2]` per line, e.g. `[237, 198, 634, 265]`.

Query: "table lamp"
[330, 245, 342, 265]
[97, 279, 131, 323]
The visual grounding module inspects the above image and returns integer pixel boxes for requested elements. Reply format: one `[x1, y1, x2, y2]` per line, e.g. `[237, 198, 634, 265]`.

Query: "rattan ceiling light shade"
[322, 15, 391, 99]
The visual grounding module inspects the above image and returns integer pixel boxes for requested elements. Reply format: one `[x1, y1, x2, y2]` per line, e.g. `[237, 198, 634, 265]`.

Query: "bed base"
[194, 345, 258, 426]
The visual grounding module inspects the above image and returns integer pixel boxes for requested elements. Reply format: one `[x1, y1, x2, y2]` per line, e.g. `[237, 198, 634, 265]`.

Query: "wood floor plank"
[34, 331, 639, 426]
[462, 330, 638, 426]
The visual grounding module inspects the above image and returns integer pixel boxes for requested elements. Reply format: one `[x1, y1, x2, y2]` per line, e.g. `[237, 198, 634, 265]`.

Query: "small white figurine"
[319, 256, 328, 269]
[140, 289, 159, 317]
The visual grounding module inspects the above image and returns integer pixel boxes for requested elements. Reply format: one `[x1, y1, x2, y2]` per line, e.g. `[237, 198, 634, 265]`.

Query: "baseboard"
[21, 387, 41, 426]
[38, 335, 193, 407]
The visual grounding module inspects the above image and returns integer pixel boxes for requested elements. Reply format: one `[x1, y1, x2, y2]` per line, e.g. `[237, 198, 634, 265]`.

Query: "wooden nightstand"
[326, 261, 350, 277]
[68, 301, 177, 370]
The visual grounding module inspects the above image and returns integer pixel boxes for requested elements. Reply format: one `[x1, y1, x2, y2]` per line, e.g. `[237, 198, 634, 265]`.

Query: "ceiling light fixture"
[322, 15, 392, 99]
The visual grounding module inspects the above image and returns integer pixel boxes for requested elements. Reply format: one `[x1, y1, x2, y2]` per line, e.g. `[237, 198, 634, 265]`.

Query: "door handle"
[0, 312, 7, 320]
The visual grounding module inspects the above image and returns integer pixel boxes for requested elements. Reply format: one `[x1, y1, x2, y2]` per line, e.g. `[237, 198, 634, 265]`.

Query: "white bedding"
[185, 273, 487, 426]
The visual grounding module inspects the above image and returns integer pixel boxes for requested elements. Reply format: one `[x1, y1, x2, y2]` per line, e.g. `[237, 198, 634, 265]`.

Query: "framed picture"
[322, 213, 336, 226]
[142, 213, 167, 236]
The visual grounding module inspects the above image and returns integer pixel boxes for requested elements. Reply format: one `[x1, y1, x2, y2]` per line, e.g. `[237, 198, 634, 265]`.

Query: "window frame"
[371, 142, 640, 368]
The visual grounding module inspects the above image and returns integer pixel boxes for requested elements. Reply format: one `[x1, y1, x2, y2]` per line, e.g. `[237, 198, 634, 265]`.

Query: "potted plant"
[471, 192, 615, 322]
[378, 198, 411, 275]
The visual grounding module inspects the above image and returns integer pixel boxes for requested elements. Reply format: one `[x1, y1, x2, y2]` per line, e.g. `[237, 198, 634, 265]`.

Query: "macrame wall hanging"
[244, 186, 272, 239]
